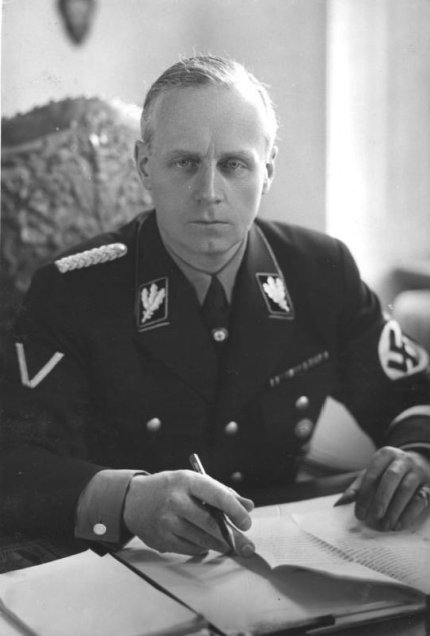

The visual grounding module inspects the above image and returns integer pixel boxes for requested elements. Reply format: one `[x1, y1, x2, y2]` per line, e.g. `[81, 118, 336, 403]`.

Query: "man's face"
[136, 85, 277, 270]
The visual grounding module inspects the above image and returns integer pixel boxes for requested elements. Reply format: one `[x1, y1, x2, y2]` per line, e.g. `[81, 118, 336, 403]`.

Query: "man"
[1, 56, 430, 559]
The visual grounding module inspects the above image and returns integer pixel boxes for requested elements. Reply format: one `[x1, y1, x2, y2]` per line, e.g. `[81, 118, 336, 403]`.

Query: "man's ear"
[262, 145, 278, 195]
[135, 140, 152, 190]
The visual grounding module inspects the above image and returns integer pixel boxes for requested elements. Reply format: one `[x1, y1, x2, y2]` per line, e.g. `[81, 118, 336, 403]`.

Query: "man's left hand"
[346, 447, 430, 531]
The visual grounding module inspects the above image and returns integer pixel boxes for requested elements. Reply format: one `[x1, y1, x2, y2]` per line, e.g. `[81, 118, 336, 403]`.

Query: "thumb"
[334, 470, 365, 506]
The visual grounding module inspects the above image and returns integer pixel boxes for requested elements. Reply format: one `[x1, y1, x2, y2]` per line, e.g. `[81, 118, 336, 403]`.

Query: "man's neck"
[159, 228, 245, 276]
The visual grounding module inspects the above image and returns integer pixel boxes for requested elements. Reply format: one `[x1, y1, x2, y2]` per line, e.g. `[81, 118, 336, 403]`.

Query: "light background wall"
[1, 0, 327, 232]
[327, 0, 430, 304]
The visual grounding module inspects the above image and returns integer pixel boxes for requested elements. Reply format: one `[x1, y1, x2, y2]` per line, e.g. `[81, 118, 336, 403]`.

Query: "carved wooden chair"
[1, 97, 152, 362]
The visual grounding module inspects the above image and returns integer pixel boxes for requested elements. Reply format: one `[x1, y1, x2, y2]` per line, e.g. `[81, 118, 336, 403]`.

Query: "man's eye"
[222, 159, 247, 172]
[175, 158, 195, 169]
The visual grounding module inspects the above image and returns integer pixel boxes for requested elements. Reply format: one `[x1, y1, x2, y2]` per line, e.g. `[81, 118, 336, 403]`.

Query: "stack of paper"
[0, 550, 208, 636]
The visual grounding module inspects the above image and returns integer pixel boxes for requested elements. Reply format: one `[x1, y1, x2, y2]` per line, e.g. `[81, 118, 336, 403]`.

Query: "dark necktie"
[201, 276, 230, 346]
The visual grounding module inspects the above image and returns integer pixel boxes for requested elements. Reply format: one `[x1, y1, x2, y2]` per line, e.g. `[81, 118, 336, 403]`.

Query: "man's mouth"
[191, 220, 228, 225]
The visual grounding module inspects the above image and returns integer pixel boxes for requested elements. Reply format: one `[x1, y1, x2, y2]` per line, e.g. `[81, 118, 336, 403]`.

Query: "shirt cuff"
[75, 469, 146, 546]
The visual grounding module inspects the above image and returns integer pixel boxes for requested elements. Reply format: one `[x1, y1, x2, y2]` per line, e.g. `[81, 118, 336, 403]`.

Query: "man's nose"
[194, 165, 222, 204]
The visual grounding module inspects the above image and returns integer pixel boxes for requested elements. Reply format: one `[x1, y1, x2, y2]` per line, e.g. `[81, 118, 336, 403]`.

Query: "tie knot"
[204, 276, 228, 313]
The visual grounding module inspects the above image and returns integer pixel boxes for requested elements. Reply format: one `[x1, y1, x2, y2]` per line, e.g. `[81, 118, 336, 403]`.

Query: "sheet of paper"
[248, 514, 404, 586]
[0, 550, 206, 636]
[122, 540, 314, 635]
[294, 505, 430, 594]
[251, 494, 337, 519]
[121, 534, 421, 635]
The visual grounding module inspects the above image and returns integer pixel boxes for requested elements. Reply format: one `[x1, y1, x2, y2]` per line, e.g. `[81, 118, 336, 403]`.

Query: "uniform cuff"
[399, 444, 430, 458]
[75, 469, 146, 546]
[385, 406, 430, 449]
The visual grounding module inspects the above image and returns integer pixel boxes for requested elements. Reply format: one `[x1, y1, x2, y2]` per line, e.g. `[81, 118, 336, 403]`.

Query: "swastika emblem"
[378, 320, 428, 380]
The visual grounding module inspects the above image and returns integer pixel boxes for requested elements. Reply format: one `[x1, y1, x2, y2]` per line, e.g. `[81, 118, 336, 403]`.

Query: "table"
[0, 474, 428, 635]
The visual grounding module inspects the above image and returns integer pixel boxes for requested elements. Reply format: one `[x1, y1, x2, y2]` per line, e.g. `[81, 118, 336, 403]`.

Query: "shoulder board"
[55, 243, 127, 273]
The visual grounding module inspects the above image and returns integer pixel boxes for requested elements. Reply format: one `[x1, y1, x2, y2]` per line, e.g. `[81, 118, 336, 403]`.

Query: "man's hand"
[123, 470, 255, 556]
[343, 447, 430, 531]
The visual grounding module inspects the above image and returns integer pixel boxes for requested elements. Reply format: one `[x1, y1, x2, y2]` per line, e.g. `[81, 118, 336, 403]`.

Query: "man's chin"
[185, 239, 241, 271]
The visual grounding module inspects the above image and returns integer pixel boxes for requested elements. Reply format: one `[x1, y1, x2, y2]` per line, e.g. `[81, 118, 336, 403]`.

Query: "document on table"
[293, 504, 430, 594]
[120, 494, 426, 635]
[248, 512, 405, 586]
[0, 550, 208, 636]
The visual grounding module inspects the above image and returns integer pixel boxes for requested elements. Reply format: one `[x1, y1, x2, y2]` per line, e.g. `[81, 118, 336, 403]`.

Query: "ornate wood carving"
[1, 97, 152, 358]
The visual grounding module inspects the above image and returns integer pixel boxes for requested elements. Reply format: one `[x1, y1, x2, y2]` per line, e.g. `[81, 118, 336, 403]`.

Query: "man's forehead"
[150, 85, 268, 148]
[155, 85, 266, 125]
[154, 83, 264, 112]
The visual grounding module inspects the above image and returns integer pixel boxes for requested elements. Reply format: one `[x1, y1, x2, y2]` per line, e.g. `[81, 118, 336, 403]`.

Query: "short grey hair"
[141, 55, 278, 149]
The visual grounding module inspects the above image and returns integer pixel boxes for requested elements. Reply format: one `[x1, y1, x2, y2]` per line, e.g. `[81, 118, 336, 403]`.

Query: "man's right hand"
[123, 470, 255, 557]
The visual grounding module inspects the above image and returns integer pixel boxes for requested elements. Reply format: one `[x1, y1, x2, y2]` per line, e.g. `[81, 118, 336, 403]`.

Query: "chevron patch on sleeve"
[16, 342, 64, 389]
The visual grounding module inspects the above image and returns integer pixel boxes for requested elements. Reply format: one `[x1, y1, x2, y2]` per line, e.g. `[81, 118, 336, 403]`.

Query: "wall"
[1, 0, 327, 231]
[327, 0, 430, 304]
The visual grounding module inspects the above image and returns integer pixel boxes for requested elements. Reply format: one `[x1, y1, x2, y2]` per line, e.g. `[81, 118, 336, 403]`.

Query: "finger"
[182, 496, 242, 556]
[355, 448, 401, 521]
[229, 526, 255, 558]
[364, 458, 410, 525]
[186, 488, 254, 537]
[163, 533, 210, 556]
[188, 502, 255, 556]
[394, 486, 430, 531]
[175, 517, 229, 554]
[142, 520, 211, 557]
[191, 475, 252, 531]
[378, 471, 421, 530]
[335, 471, 365, 506]
[227, 487, 255, 511]
[236, 494, 255, 512]
[186, 496, 231, 542]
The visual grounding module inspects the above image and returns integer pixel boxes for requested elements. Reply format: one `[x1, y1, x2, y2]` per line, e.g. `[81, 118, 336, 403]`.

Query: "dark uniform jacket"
[1, 211, 430, 538]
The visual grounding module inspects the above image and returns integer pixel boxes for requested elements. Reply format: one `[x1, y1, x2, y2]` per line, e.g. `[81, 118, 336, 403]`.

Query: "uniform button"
[295, 418, 314, 439]
[212, 327, 229, 342]
[93, 523, 107, 536]
[146, 417, 162, 432]
[295, 395, 310, 411]
[224, 421, 239, 436]
[231, 471, 243, 483]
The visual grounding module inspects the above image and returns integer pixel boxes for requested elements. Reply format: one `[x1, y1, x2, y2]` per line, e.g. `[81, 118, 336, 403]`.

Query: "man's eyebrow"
[165, 149, 200, 160]
[219, 150, 257, 162]
[164, 149, 258, 162]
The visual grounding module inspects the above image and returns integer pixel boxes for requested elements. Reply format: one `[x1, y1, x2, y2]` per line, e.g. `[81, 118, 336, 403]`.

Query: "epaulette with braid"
[54, 243, 127, 273]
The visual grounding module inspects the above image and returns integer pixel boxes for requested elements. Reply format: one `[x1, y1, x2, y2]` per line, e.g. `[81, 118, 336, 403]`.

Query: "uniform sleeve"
[0, 265, 105, 538]
[75, 469, 146, 547]
[333, 241, 430, 449]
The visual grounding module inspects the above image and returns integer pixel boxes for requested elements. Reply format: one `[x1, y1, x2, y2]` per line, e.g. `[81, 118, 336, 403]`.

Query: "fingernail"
[239, 516, 252, 531]
[241, 543, 255, 558]
[239, 496, 255, 510]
